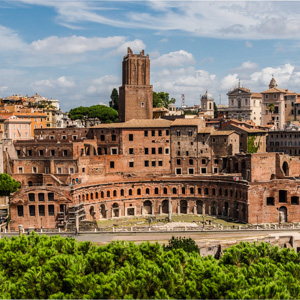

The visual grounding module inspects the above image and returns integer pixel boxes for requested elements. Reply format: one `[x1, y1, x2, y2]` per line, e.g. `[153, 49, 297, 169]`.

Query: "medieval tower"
[119, 48, 153, 122]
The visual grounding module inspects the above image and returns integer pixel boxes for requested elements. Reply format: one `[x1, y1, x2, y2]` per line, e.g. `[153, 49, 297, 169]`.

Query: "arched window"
[154, 188, 159, 195]
[163, 187, 168, 194]
[198, 187, 202, 194]
[190, 187, 194, 194]
[172, 187, 177, 194]
[137, 188, 141, 195]
[182, 187, 186, 194]
[86, 194, 89, 200]
[212, 188, 216, 195]
[101, 191, 104, 198]
[120, 189, 124, 196]
[113, 190, 117, 197]
[90, 193, 93, 200]
[95, 192, 99, 199]
[107, 191, 110, 197]
[204, 188, 209, 195]
[146, 188, 150, 195]
[129, 189, 132, 196]
[82, 194, 85, 201]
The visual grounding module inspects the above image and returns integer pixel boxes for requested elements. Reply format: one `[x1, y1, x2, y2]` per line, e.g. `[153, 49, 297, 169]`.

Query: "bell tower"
[119, 48, 153, 122]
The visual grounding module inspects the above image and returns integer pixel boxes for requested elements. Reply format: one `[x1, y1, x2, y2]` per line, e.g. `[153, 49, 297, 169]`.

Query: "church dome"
[201, 90, 214, 100]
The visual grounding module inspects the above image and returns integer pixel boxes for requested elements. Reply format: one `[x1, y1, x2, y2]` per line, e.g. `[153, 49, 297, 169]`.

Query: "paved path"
[74, 230, 289, 244]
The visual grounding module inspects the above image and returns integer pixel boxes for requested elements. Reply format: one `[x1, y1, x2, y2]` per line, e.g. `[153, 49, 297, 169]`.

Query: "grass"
[97, 214, 247, 228]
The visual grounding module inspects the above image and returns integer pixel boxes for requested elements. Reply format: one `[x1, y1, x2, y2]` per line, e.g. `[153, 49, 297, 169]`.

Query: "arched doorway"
[224, 201, 229, 216]
[89, 206, 95, 218]
[143, 200, 152, 215]
[180, 200, 187, 214]
[100, 204, 106, 218]
[211, 201, 217, 216]
[162, 200, 169, 214]
[283, 162, 289, 176]
[279, 206, 287, 223]
[112, 203, 119, 217]
[196, 200, 203, 214]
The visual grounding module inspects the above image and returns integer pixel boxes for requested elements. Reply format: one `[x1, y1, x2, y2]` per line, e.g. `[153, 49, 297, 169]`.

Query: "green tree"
[109, 88, 119, 111]
[214, 102, 218, 118]
[153, 91, 176, 108]
[68, 105, 118, 126]
[163, 236, 199, 254]
[0, 173, 20, 196]
[268, 103, 275, 124]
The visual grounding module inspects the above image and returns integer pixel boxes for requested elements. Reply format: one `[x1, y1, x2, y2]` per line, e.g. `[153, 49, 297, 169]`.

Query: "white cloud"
[87, 75, 120, 95]
[221, 74, 239, 90]
[109, 39, 146, 56]
[152, 50, 195, 67]
[31, 35, 126, 54]
[33, 76, 75, 90]
[231, 61, 259, 73]
[0, 26, 26, 52]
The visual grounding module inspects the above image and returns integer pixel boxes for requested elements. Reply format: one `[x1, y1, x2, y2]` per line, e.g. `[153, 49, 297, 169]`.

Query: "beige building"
[227, 84, 262, 126]
[261, 77, 296, 130]
[200, 90, 214, 118]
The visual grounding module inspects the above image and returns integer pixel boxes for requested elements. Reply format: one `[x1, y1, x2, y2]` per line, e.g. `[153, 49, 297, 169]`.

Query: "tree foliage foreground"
[0, 173, 20, 196]
[68, 105, 118, 126]
[0, 234, 300, 299]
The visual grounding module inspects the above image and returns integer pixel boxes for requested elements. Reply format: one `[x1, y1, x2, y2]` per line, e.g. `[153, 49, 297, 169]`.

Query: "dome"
[201, 90, 214, 100]
[168, 102, 176, 108]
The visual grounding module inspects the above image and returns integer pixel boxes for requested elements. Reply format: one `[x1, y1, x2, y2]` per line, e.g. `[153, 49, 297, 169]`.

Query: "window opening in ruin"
[212, 188, 216, 195]
[190, 187, 194, 194]
[152, 161, 156, 167]
[107, 191, 110, 197]
[202, 159, 206, 164]
[172, 188, 177, 194]
[163, 187, 167, 194]
[137, 188, 141, 195]
[155, 188, 159, 194]
[95, 192, 98, 199]
[182, 187, 186, 194]
[152, 130, 155, 136]
[48, 193, 54, 201]
[213, 167, 218, 173]
[201, 168, 207, 174]
[188, 130, 193, 136]
[111, 148, 118, 155]
[279, 190, 287, 203]
[129, 134, 133, 141]
[146, 188, 150, 194]
[48, 205, 54, 216]
[127, 208, 135, 216]
[29, 205, 35, 217]
[120, 189, 124, 196]
[38, 193, 44, 201]
[129, 161, 134, 168]
[32, 167, 37, 173]
[188, 168, 194, 174]
[180, 200, 187, 214]
[27, 150, 32, 156]
[177, 130, 180, 136]
[63, 150, 68, 156]
[158, 130, 162, 136]
[129, 148, 134, 155]
[177, 159, 181, 165]
[28, 193, 35, 201]
[152, 148, 156, 154]
[39, 205, 45, 216]
[158, 147, 163, 154]
[166, 130, 169, 136]
[144, 130, 148, 137]
[165, 148, 169, 154]
[204, 188, 209, 195]
[198, 188, 202, 194]
[112, 135, 116, 141]
[292, 196, 299, 205]
[158, 160, 163, 166]
[129, 189, 132, 196]
[144, 160, 149, 167]
[110, 161, 115, 168]
[267, 197, 275, 206]
[189, 159, 193, 165]
[175, 168, 182, 175]
[17, 205, 24, 217]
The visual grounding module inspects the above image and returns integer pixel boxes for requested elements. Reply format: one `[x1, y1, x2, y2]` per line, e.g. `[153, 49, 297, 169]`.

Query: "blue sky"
[1, 1, 300, 111]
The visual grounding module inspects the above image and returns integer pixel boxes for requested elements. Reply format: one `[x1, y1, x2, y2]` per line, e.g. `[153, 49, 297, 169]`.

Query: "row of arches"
[86, 198, 248, 222]
[76, 184, 247, 203]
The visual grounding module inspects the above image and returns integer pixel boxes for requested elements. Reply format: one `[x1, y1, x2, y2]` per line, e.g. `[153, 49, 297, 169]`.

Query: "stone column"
[159, 205, 162, 215]
[177, 204, 180, 214]
[193, 205, 197, 214]
[141, 206, 144, 216]
[208, 205, 211, 215]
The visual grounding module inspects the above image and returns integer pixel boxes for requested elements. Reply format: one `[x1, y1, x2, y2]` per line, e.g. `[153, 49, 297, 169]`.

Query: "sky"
[1, 1, 300, 111]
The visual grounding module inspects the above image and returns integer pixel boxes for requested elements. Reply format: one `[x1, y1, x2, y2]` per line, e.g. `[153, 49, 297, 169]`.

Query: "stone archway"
[100, 204, 106, 218]
[112, 203, 119, 217]
[282, 161, 289, 176]
[196, 200, 203, 214]
[162, 200, 169, 214]
[211, 201, 217, 216]
[180, 200, 187, 214]
[143, 200, 152, 215]
[279, 206, 287, 223]
[224, 201, 229, 216]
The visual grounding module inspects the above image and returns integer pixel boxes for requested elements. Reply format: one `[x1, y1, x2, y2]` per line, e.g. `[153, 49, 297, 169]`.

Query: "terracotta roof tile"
[171, 118, 204, 126]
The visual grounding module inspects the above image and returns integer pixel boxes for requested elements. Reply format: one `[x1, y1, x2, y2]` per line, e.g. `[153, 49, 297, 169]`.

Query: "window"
[129, 148, 134, 155]
[177, 151, 181, 156]
[158, 160, 163, 167]
[27, 150, 32, 156]
[129, 161, 134, 168]
[213, 167, 218, 173]
[172, 188, 177, 194]
[267, 197, 275, 206]
[110, 161, 115, 168]
[165, 148, 169, 155]
[182, 187, 186, 194]
[175, 168, 182, 175]
[28, 193, 35, 201]
[137, 188, 141, 195]
[204, 188, 209, 195]
[141, 102, 145, 107]
[39, 205, 45, 216]
[186, 151, 189, 156]
[17, 205, 24, 217]
[177, 159, 181, 165]
[292, 196, 299, 205]
[18, 167, 23, 174]
[111, 148, 118, 155]
[163, 187, 168, 194]
[113, 190, 117, 197]
[48, 205, 54, 216]
[32, 167, 37, 173]
[152, 130, 155, 136]
[166, 130, 169, 136]
[48, 193, 54, 201]
[188, 168, 194, 174]
[144, 160, 149, 167]
[72, 135, 77, 140]
[158, 130, 162, 136]
[129, 134, 133, 141]
[39, 150, 44, 156]
[158, 147, 163, 154]
[154, 188, 159, 194]
[151, 148, 156, 154]
[62, 135, 66, 140]
[202, 159, 206, 164]
[63, 150, 68, 156]
[101, 135, 105, 141]
[190, 187, 195, 194]
[69, 168, 74, 174]
[146, 188, 150, 194]
[188, 130, 193, 136]
[57, 167, 62, 174]
[265, 94, 269, 99]
[144, 148, 149, 155]
[189, 159, 193, 165]
[274, 94, 277, 99]
[177, 130, 181, 136]
[201, 168, 207, 174]
[279, 190, 287, 203]
[50, 149, 55, 156]
[111, 135, 116, 141]
[16, 149, 21, 156]
[120, 189, 124, 196]
[198, 188, 202, 194]
[38, 193, 45, 201]
[151, 161, 156, 167]
[29, 205, 35, 217]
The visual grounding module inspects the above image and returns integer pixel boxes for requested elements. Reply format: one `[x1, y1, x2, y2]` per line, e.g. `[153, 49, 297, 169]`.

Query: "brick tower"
[119, 48, 153, 122]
